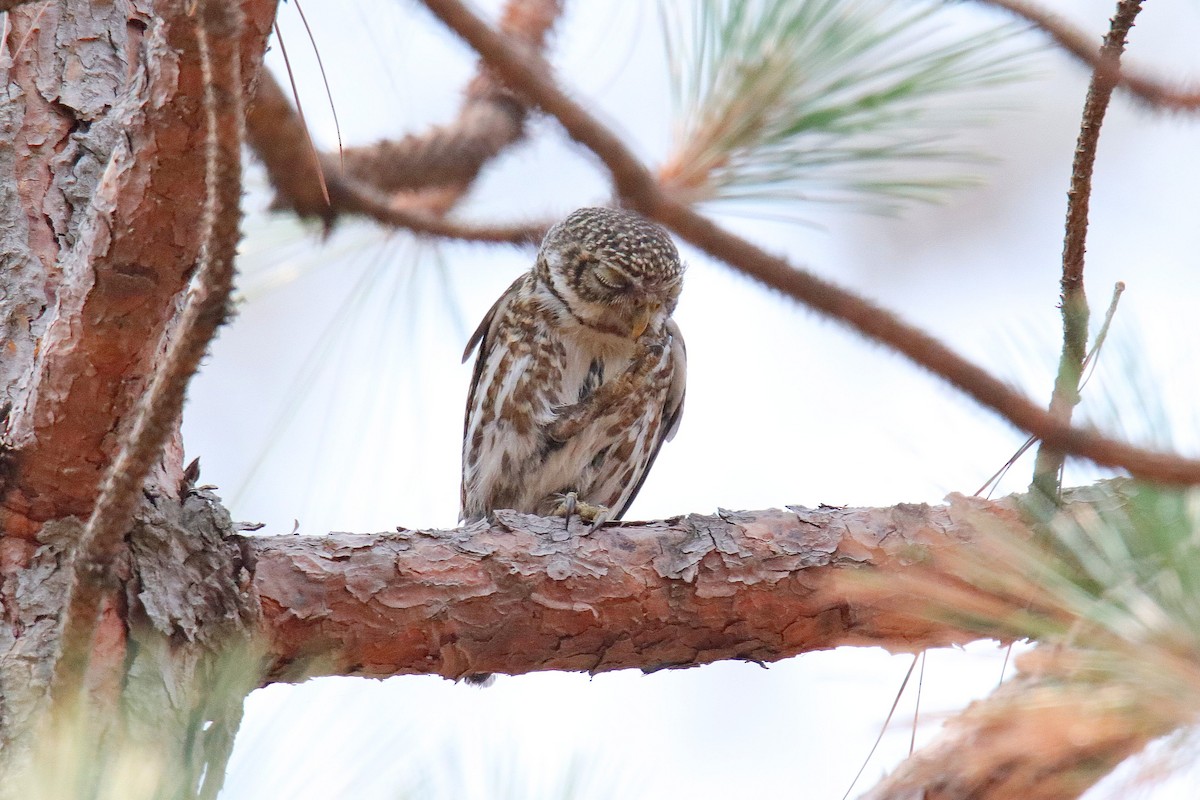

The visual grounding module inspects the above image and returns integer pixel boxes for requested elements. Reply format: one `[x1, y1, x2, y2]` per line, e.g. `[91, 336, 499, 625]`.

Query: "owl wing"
[462, 274, 526, 434]
[613, 319, 687, 519]
[461, 274, 530, 516]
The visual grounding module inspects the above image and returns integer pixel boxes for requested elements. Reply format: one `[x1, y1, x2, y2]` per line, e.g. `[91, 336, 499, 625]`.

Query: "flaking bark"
[0, 489, 261, 796]
[250, 496, 1030, 682]
[0, 0, 274, 527]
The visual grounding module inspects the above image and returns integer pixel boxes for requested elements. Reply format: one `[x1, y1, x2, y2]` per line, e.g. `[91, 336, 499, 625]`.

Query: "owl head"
[535, 207, 684, 340]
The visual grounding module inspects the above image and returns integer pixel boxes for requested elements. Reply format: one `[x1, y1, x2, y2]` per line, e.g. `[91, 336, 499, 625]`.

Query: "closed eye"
[594, 265, 631, 291]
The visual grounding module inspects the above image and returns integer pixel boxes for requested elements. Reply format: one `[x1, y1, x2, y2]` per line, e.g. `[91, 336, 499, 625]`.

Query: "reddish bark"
[0, 0, 276, 529]
[251, 498, 1026, 682]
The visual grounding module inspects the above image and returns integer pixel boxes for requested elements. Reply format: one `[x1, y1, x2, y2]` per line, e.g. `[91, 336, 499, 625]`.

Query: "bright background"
[181, 1, 1200, 797]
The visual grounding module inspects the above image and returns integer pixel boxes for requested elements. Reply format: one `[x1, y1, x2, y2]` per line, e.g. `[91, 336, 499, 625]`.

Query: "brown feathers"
[461, 207, 686, 521]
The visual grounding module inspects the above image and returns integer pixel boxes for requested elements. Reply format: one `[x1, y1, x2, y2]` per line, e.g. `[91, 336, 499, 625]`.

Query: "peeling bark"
[0, 1, 274, 794]
[250, 496, 1030, 682]
[0, 0, 275, 527]
[0, 490, 261, 797]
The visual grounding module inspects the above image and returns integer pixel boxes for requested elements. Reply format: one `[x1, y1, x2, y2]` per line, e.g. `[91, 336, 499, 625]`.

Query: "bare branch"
[1031, 0, 1141, 499]
[419, 0, 1200, 486]
[978, 0, 1200, 112]
[246, 70, 548, 244]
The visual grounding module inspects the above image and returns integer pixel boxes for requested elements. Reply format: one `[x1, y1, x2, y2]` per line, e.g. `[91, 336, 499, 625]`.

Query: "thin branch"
[245, 0, 562, 238]
[245, 69, 548, 244]
[51, 0, 245, 707]
[978, 0, 1200, 112]
[1031, 0, 1141, 500]
[338, 0, 564, 196]
[420, 0, 1200, 486]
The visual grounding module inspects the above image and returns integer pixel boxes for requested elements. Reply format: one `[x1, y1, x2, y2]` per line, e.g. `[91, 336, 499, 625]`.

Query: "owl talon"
[558, 491, 578, 531]
[585, 507, 613, 535]
[550, 493, 610, 533]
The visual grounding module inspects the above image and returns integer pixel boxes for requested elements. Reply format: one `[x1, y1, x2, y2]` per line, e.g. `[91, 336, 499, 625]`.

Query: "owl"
[460, 207, 686, 524]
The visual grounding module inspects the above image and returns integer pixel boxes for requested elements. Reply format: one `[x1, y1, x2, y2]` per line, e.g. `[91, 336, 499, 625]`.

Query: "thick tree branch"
[0, 0, 276, 528]
[1031, 0, 1141, 498]
[978, 0, 1200, 112]
[250, 496, 1030, 682]
[248, 482, 1180, 799]
[417, 0, 1200, 487]
[51, 0, 247, 711]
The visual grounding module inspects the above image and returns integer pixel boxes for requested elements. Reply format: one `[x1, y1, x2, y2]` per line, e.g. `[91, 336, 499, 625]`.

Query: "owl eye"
[593, 265, 631, 291]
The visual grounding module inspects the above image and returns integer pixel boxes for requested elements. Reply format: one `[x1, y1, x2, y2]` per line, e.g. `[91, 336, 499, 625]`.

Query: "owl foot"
[551, 492, 612, 534]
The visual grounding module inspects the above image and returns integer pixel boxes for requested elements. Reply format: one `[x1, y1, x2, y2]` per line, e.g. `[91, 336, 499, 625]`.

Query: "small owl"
[461, 207, 686, 523]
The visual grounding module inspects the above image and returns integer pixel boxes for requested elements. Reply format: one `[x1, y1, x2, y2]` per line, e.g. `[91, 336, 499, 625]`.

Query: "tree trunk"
[0, 0, 273, 795]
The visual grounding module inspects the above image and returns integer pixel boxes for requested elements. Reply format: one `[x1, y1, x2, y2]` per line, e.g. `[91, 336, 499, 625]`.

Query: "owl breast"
[498, 321, 642, 512]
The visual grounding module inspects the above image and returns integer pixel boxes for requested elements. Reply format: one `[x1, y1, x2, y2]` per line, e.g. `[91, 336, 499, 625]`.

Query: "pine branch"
[861, 665, 1171, 800]
[660, 0, 1025, 212]
[252, 494, 1031, 682]
[338, 0, 564, 196]
[246, 69, 548, 244]
[245, 0, 561, 242]
[1031, 0, 1142, 499]
[860, 478, 1200, 798]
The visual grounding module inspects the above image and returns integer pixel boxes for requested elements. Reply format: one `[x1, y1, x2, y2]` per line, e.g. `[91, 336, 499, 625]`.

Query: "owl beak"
[631, 303, 661, 338]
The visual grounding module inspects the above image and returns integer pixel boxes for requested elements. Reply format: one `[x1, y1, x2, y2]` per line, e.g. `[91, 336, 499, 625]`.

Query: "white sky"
[180, 1, 1200, 797]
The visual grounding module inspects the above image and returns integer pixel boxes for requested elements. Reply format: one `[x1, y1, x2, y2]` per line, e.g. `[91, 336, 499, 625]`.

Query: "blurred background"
[181, 1, 1200, 797]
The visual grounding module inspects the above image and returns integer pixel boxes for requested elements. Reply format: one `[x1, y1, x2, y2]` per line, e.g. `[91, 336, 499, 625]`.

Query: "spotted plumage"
[460, 207, 686, 522]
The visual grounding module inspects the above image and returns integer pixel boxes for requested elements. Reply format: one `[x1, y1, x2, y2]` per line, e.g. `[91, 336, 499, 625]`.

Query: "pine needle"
[660, 0, 1030, 215]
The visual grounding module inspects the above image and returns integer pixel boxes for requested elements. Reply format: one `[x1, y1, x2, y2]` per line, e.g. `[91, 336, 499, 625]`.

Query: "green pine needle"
[660, 0, 1030, 215]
